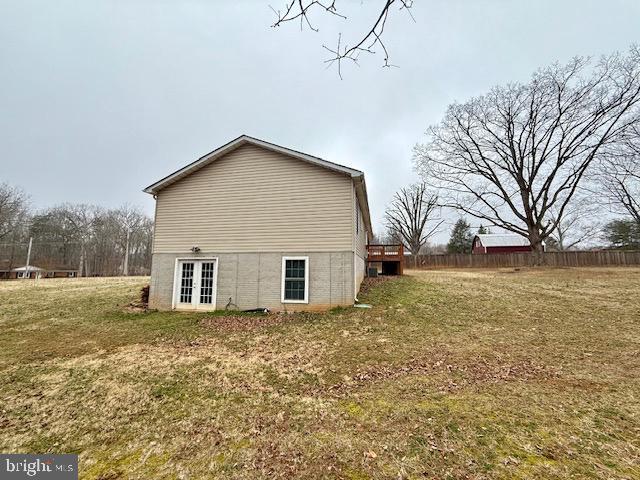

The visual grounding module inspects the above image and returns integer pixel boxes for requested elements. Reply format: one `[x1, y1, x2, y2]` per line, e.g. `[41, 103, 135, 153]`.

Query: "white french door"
[174, 259, 218, 310]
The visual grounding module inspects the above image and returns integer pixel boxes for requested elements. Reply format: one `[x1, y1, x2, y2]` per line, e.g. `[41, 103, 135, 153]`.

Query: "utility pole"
[24, 237, 32, 279]
[123, 227, 130, 276]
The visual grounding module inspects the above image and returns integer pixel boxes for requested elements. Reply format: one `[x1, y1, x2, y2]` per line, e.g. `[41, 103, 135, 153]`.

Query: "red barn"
[472, 234, 540, 254]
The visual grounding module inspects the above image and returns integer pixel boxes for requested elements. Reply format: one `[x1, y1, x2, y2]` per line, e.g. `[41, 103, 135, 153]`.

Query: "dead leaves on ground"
[200, 314, 288, 332]
[325, 354, 560, 396]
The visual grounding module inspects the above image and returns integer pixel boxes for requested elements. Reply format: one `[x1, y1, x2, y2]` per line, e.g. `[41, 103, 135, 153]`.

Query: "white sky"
[1, 0, 639, 243]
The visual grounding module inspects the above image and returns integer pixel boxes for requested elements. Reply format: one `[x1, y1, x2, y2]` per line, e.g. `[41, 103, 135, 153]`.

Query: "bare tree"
[547, 197, 601, 250]
[4, 199, 154, 276]
[385, 183, 443, 256]
[381, 226, 403, 245]
[114, 205, 144, 276]
[414, 48, 640, 257]
[596, 124, 640, 223]
[30, 209, 80, 269]
[271, 0, 414, 76]
[56, 204, 99, 277]
[129, 215, 153, 275]
[0, 183, 29, 241]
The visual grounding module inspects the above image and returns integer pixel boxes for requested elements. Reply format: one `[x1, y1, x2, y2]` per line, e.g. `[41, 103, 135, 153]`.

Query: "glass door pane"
[179, 262, 195, 304]
[199, 261, 215, 305]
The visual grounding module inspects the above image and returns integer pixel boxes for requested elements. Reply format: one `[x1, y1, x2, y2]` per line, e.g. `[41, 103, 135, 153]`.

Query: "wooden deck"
[366, 244, 404, 275]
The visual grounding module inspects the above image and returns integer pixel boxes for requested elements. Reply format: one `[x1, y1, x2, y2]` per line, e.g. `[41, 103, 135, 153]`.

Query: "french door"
[175, 259, 218, 310]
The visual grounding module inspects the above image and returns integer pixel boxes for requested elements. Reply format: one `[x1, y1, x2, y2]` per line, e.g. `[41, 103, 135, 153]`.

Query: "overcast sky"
[1, 0, 639, 242]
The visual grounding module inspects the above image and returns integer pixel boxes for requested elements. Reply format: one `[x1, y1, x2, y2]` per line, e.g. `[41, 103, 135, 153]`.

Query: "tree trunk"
[408, 243, 420, 269]
[78, 245, 84, 277]
[528, 231, 545, 266]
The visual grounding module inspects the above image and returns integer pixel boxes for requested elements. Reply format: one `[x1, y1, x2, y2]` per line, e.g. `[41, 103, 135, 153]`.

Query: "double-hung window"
[281, 256, 309, 303]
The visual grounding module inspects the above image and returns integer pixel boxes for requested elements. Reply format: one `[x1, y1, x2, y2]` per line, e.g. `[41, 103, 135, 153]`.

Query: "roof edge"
[143, 135, 363, 195]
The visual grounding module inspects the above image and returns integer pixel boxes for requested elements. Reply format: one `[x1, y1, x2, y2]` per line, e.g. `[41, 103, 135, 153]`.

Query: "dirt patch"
[460, 356, 560, 387]
[325, 354, 560, 395]
[122, 285, 150, 312]
[200, 314, 294, 332]
[124, 302, 147, 313]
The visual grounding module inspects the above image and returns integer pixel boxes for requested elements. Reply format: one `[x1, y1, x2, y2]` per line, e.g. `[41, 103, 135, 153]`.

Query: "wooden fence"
[404, 250, 640, 269]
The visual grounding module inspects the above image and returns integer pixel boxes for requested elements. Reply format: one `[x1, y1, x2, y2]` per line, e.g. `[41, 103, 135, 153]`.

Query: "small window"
[68, 271, 76, 278]
[281, 256, 309, 303]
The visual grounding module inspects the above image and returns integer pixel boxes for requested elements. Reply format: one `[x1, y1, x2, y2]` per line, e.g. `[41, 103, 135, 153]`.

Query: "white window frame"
[281, 256, 309, 304]
[172, 257, 219, 310]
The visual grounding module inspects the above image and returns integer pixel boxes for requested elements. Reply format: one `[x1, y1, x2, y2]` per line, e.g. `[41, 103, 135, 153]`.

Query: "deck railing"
[366, 244, 404, 261]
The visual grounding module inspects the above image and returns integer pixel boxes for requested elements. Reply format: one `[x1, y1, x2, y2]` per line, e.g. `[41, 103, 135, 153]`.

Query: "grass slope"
[0, 269, 639, 479]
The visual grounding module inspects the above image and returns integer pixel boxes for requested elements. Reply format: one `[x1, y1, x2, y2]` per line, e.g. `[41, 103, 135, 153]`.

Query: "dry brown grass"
[1, 269, 639, 479]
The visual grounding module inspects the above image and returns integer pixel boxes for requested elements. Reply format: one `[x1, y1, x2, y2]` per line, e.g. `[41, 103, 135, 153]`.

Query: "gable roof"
[12, 265, 45, 272]
[475, 234, 532, 248]
[143, 135, 373, 237]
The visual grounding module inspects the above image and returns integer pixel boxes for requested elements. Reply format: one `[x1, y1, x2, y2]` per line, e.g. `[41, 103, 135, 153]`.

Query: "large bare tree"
[385, 182, 443, 256]
[271, 0, 414, 76]
[414, 48, 640, 254]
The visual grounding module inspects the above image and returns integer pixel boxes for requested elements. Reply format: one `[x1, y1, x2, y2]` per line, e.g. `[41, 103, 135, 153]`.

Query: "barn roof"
[475, 234, 532, 247]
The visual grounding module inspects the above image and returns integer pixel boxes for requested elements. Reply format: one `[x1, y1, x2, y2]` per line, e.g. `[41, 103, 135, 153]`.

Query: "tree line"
[385, 47, 640, 256]
[0, 183, 153, 276]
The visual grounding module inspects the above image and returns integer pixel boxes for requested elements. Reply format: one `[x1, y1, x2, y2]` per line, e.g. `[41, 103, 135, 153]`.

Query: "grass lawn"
[1, 268, 639, 479]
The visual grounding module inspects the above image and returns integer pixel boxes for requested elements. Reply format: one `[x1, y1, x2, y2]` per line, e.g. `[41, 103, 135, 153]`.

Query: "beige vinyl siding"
[153, 144, 354, 253]
[353, 189, 367, 297]
[354, 188, 367, 260]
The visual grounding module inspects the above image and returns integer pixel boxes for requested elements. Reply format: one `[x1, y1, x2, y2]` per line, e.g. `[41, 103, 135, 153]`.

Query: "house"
[44, 269, 78, 278]
[0, 265, 78, 279]
[143, 135, 373, 311]
[10, 265, 45, 279]
[472, 234, 541, 254]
